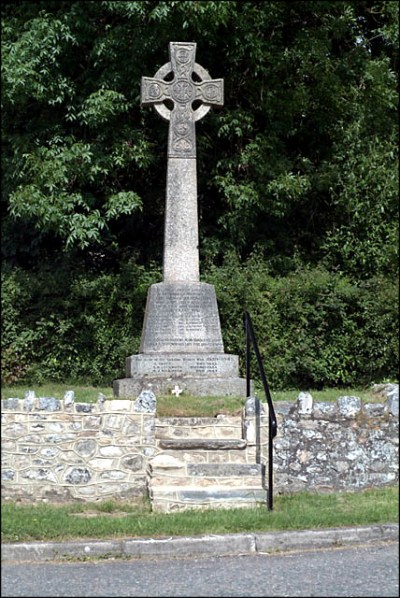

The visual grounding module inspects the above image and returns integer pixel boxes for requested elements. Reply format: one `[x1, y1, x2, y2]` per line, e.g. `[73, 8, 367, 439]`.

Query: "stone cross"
[141, 42, 223, 283]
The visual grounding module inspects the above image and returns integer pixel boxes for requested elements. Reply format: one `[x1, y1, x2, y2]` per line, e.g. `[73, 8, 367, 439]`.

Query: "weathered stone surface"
[64, 467, 91, 484]
[141, 42, 223, 160]
[75, 439, 97, 457]
[64, 391, 75, 406]
[134, 390, 156, 413]
[164, 158, 199, 282]
[296, 391, 313, 414]
[2, 398, 20, 410]
[121, 455, 144, 471]
[155, 416, 243, 442]
[75, 403, 93, 413]
[382, 384, 400, 417]
[149, 454, 185, 469]
[187, 463, 262, 477]
[141, 42, 222, 281]
[387, 395, 399, 417]
[23, 396, 35, 412]
[177, 488, 267, 502]
[244, 397, 266, 416]
[150, 488, 268, 512]
[38, 397, 60, 411]
[21, 468, 57, 482]
[337, 396, 362, 417]
[1, 394, 397, 508]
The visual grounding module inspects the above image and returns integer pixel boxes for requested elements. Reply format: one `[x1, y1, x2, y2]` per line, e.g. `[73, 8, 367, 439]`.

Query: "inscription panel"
[140, 283, 224, 353]
[127, 354, 239, 377]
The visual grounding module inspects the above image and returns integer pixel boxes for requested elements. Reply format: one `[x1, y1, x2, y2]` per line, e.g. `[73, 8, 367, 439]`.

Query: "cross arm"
[141, 77, 172, 106]
[195, 79, 224, 107]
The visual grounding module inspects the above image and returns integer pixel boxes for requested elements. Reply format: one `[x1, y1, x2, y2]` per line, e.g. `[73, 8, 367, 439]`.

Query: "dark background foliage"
[1, 1, 398, 389]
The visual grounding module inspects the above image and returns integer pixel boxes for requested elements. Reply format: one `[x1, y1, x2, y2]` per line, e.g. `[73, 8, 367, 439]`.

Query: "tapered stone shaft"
[164, 158, 199, 282]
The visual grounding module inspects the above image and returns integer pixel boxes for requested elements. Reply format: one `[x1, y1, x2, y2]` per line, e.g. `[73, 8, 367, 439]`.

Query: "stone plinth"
[113, 281, 248, 398]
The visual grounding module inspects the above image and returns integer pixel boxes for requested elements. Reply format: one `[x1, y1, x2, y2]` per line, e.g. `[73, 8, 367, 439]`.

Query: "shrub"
[1, 256, 398, 390]
[205, 254, 398, 389]
[1, 260, 161, 386]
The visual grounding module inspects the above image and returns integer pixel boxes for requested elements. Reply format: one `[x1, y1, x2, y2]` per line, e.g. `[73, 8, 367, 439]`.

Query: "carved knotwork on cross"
[141, 42, 224, 158]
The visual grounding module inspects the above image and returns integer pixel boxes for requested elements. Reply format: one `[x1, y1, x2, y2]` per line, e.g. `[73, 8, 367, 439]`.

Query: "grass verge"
[1, 487, 398, 544]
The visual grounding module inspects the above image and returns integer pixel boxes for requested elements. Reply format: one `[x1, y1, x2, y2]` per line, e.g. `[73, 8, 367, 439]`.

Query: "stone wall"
[273, 393, 398, 494]
[1, 389, 398, 503]
[1, 396, 155, 502]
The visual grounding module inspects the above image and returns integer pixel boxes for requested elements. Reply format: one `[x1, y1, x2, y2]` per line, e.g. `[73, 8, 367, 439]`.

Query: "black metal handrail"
[243, 311, 277, 510]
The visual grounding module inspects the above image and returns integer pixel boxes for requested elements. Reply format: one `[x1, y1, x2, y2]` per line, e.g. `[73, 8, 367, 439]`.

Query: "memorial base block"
[113, 352, 250, 398]
[113, 375, 248, 398]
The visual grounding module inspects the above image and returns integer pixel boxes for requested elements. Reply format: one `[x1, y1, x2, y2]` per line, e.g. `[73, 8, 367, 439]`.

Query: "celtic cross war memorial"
[113, 42, 247, 398]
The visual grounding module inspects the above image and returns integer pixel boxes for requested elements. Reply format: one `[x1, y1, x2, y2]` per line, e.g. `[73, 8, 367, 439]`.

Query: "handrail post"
[268, 415, 273, 511]
[243, 311, 277, 511]
[244, 313, 251, 398]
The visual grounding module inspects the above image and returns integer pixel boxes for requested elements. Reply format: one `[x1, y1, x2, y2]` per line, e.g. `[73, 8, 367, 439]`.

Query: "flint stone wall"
[273, 394, 398, 493]
[1, 392, 398, 502]
[1, 397, 155, 502]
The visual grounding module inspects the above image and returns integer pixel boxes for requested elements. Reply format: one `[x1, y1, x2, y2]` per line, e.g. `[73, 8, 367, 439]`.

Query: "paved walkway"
[2, 523, 398, 563]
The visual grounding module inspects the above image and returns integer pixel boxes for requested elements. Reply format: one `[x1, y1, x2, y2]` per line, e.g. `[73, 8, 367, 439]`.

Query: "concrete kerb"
[2, 524, 398, 563]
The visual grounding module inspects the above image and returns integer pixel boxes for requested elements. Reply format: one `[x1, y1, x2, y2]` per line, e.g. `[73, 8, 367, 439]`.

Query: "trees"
[1, 1, 398, 387]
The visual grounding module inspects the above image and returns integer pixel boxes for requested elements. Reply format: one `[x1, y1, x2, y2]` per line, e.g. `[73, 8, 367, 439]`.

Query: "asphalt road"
[1, 541, 398, 597]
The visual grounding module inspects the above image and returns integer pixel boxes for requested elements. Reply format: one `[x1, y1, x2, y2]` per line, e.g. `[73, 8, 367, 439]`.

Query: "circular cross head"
[152, 62, 211, 122]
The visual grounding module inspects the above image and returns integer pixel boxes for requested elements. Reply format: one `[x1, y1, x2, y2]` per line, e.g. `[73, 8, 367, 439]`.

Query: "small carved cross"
[141, 42, 223, 158]
[171, 384, 183, 397]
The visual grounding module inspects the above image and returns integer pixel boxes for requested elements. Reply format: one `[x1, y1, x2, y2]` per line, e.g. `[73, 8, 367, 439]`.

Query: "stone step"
[150, 486, 268, 512]
[151, 448, 255, 464]
[150, 462, 264, 477]
[157, 439, 247, 451]
[148, 463, 266, 508]
[155, 416, 243, 441]
[150, 476, 263, 487]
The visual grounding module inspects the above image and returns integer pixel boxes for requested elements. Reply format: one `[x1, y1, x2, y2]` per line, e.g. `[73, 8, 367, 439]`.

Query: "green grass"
[1, 383, 112, 403]
[1, 487, 397, 544]
[1, 383, 384, 417]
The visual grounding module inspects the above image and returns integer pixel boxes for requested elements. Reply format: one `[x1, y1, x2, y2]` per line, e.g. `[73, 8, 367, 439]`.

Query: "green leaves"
[1, 11, 76, 106]
[105, 191, 142, 220]
[77, 89, 129, 128]
[8, 137, 143, 249]
[322, 128, 398, 278]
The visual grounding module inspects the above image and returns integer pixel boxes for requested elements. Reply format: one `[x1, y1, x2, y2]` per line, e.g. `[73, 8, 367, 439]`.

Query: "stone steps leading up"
[148, 419, 268, 511]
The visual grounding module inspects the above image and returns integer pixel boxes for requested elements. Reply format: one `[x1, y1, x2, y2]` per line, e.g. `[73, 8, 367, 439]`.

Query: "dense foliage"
[1, 1, 398, 389]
